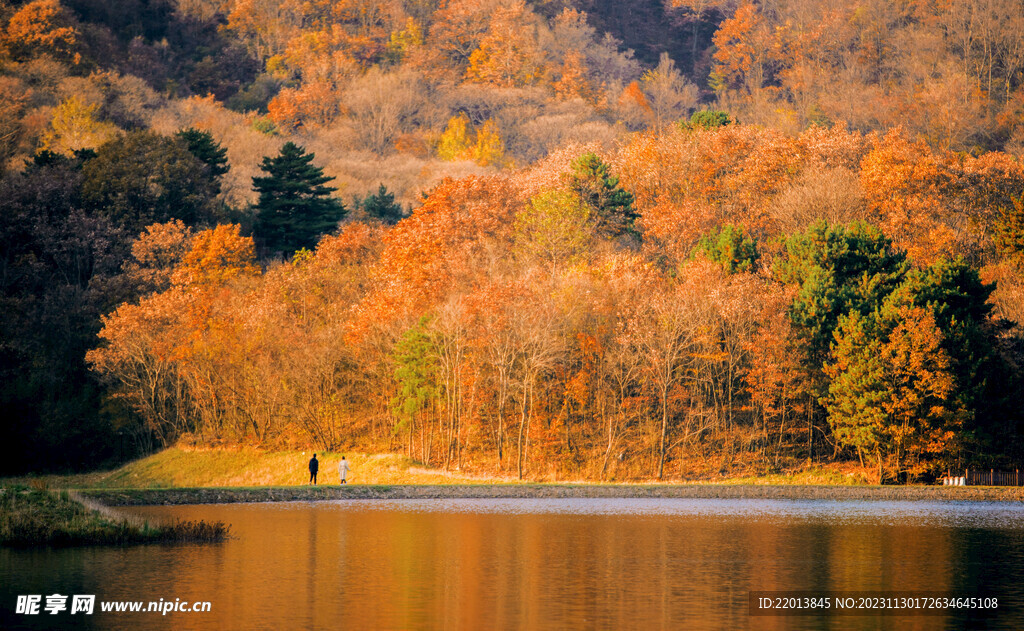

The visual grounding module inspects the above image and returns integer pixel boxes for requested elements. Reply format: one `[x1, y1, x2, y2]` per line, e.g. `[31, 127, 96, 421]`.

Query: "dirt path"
[81, 483, 1024, 506]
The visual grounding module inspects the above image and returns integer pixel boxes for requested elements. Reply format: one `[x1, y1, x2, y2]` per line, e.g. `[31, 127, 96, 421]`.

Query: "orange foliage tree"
[710, 2, 779, 97]
[464, 1, 543, 88]
[2, 0, 80, 63]
[861, 129, 1024, 263]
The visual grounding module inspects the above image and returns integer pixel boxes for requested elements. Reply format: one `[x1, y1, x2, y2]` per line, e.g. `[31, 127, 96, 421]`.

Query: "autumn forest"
[1, 0, 1023, 482]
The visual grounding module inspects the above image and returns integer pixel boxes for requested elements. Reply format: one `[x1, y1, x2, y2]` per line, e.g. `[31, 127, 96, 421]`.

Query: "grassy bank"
[4, 448, 1023, 507]
[0, 485, 229, 547]
[6, 446, 876, 490]
[4, 446, 1016, 500]
[5, 447, 511, 490]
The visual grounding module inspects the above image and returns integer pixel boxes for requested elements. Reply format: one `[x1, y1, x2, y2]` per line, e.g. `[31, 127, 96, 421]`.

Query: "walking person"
[308, 453, 319, 485]
[338, 456, 350, 485]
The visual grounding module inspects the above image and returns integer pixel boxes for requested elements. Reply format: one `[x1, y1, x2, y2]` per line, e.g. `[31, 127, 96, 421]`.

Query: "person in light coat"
[338, 456, 351, 484]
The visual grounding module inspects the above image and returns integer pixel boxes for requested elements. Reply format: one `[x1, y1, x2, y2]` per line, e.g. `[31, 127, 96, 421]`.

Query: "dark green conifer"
[176, 128, 230, 191]
[994, 195, 1024, 261]
[358, 183, 405, 225]
[693, 224, 758, 273]
[252, 142, 345, 254]
[687, 109, 732, 130]
[568, 152, 637, 240]
[391, 316, 438, 437]
[774, 220, 909, 371]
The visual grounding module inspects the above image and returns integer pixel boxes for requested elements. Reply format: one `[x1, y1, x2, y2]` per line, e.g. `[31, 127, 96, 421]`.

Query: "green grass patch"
[0, 485, 229, 547]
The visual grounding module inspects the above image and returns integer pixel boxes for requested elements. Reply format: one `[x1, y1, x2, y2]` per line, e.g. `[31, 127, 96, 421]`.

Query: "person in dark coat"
[308, 453, 319, 484]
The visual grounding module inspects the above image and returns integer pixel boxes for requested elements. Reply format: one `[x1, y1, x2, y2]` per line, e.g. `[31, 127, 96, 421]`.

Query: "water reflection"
[2, 499, 1023, 630]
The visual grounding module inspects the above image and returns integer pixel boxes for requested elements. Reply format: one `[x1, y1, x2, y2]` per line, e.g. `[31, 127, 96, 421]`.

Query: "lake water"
[3, 498, 1024, 630]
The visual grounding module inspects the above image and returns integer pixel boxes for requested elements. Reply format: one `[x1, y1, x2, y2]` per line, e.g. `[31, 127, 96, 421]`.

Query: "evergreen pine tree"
[252, 142, 345, 254]
[687, 109, 733, 130]
[391, 316, 438, 440]
[994, 194, 1024, 261]
[886, 258, 997, 429]
[774, 220, 909, 375]
[693, 224, 758, 273]
[568, 152, 638, 239]
[358, 183, 405, 225]
[824, 305, 958, 481]
[176, 128, 229, 193]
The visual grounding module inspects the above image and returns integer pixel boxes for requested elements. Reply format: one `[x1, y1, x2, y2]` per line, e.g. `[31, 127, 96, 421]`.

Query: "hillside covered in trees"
[1, 0, 1023, 481]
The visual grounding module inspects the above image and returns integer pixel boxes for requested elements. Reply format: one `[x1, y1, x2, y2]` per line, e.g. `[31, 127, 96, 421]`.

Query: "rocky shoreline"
[81, 483, 1024, 506]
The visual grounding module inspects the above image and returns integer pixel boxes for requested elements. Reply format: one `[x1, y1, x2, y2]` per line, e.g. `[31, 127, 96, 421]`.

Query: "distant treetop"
[176, 128, 229, 180]
[685, 110, 733, 130]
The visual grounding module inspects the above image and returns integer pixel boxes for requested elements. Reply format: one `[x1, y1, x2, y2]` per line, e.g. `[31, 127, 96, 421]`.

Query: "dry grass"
[702, 464, 875, 486]
[4, 447, 510, 490]
[0, 485, 229, 547]
[163, 519, 231, 543]
[2, 446, 883, 492]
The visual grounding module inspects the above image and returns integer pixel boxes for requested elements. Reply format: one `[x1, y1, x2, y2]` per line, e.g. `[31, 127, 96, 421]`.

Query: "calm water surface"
[3, 498, 1024, 630]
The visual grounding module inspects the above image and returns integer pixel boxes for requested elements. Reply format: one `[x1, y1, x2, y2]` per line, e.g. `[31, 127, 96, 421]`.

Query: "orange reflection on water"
[4, 499, 1022, 630]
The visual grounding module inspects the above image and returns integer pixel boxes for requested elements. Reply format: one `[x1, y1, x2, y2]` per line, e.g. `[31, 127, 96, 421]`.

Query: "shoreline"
[82, 483, 1024, 506]
[0, 486, 229, 547]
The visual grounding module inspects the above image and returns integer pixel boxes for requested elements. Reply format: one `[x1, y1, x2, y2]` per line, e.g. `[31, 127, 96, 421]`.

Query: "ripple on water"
[257, 497, 1024, 528]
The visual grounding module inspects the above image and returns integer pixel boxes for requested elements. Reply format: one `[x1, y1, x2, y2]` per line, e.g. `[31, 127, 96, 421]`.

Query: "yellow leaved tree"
[436, 113, 506, 167]
[39, 95, 118, 156]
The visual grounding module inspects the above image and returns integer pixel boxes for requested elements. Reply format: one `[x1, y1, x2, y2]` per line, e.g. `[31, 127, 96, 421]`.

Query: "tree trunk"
[497, 402, 504, 466]
[658, 385, 669, 479]
[517, 381, 528, 480]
